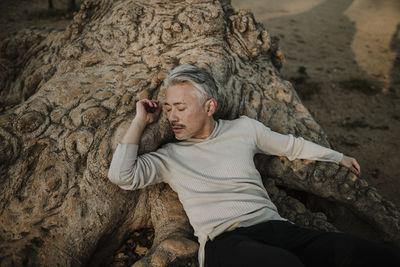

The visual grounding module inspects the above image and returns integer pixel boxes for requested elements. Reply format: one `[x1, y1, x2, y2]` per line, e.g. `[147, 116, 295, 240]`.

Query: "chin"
[175, 133, 192, 141]
[175, 135, 190, 141]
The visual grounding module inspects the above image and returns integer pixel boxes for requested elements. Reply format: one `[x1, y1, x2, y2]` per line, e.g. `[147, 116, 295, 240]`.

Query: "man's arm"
[121, 99, 161, 144]
[108, 99, 166, 190]
[246, 116, 361, 177]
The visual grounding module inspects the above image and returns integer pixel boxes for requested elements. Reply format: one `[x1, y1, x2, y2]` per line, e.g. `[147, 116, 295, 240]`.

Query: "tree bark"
[0, 0, 399, 266]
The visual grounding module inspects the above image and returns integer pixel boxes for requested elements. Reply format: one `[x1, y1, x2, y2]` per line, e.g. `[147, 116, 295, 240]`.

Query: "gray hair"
[163, 64, 219, 104]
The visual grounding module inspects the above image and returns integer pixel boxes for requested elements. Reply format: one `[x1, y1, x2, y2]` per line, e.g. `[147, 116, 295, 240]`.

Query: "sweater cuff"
[334, 152, 344, 165]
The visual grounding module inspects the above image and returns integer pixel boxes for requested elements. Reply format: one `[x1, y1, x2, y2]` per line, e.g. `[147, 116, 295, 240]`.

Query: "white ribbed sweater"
[108, 115, 343, 267]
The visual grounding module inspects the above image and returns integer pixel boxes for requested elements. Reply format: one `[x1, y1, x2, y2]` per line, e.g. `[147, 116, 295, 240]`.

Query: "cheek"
[181, 113, 193, 127]
[187, 107, 202, 118]
[186, 109, 205, 126]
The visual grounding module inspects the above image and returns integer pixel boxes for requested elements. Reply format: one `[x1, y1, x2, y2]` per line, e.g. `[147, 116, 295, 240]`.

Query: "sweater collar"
[178, 119, 221, 144]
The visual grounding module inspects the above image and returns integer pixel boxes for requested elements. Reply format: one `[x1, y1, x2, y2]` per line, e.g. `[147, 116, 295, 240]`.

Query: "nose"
[168, 109, 178, 122]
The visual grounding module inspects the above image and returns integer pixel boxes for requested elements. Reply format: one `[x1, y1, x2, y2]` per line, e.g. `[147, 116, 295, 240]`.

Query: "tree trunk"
[0, 0, 399, 266]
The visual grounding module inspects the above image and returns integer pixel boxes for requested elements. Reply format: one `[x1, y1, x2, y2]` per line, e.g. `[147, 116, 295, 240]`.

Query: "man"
[108, 64, 399, 267]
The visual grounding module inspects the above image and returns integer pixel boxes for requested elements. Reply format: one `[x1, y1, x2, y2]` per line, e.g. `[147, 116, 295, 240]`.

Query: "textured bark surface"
[0, 0, 399, 266]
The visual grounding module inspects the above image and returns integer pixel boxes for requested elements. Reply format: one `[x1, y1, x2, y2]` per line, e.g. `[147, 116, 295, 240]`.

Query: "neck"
[193, 118, 216, 139]
[208, 119, 216, 136]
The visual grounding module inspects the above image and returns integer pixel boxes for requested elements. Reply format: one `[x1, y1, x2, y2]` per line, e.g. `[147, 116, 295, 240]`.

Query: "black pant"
[204, 220, 400, 267]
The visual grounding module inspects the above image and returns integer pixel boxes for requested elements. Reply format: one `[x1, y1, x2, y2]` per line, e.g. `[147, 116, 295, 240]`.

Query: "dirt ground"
[232, 0, 400, 241]
[231, 0, 400, 208]
[1, 0, 400, 262]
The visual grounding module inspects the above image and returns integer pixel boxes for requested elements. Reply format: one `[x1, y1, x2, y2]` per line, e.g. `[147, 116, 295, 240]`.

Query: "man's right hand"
[121, 99, 161, 144]
[135, 99, 161, 125]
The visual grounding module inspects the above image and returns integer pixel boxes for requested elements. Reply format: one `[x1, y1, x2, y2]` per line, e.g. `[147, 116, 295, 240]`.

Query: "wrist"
[120, 117, 147, 144]
[132, 116, 148, 129]
[338, 153, 344, 165]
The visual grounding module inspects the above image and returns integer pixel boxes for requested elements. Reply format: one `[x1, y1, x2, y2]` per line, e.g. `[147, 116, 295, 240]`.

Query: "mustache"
[171, 123, 185, 128]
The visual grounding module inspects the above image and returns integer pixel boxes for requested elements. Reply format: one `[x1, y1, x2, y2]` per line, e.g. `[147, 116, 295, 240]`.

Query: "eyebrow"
[164, 101, 186, 106]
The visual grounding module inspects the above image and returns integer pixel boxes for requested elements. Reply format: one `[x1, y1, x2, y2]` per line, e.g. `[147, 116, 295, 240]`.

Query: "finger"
[351, 162, 360, 175]
[151, 104, 160, 112]
[152, 100, 160, 108]
[141, 99, 152, 107]
[355, 166, 360, 175]
[144, 99, 153, 107]
[352, 167, 360, 176]
[138, 100, 148, 110]
[354, 161, 361, 173]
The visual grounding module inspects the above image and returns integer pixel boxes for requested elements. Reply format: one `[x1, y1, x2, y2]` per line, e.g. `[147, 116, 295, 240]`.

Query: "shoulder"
[157, 142, 173, 153]
[222, 115, 255, 125]
[233, 116, 273, 139]
[218, 115, 263, 137]
[139, 142, 173, 159]
[216, 116, 249, 131]
[234, 115, 265, 129]
[238, 115, 256, 123]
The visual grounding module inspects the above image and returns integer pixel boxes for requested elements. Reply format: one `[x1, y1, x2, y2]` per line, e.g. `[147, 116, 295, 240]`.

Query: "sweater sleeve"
[245, 117, 343, 164]
[107, 143, 168, 190]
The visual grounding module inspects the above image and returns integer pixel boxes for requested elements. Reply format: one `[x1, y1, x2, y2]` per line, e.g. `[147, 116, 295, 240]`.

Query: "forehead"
[165, 82, 198, 103]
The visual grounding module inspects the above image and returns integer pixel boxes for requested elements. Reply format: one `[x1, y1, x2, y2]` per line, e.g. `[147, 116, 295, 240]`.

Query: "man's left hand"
[339, 155, 361, 177]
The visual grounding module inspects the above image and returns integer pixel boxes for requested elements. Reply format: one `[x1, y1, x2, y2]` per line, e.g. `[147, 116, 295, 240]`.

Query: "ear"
[205, 98, 217, 116]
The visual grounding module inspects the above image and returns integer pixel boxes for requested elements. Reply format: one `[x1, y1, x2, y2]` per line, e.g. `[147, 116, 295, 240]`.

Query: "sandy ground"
[1, 0, 400, 259]
[232, 0, 400, 212]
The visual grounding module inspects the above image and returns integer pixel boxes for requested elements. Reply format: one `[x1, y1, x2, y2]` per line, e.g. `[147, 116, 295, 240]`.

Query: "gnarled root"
[133, 184, 198, 267]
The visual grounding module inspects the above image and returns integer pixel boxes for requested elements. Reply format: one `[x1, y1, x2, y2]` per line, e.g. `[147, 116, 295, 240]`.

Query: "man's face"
[164, 82, 210, 140]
